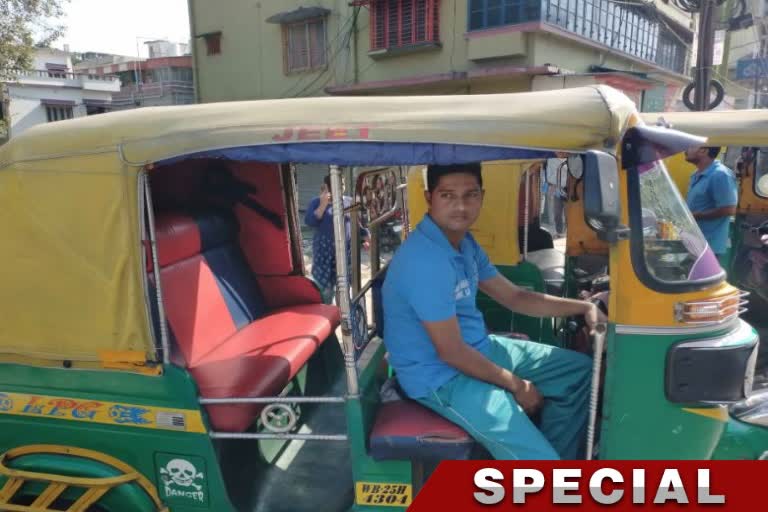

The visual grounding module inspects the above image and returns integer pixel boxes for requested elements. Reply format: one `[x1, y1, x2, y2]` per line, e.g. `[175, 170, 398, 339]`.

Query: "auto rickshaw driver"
[382, 162, 606, 460]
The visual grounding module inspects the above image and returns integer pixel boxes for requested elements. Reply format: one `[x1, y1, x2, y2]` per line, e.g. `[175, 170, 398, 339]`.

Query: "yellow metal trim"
[0, 391, 206, 434]
[0, 445, 168, 511]
[682, 406, 729, 422]
[30, 482, 67, 509]
[98, 351, 162, 375]
[0, 477, 24, 502]
[0, 353, 162, 376]
[70, 487, 110, 512]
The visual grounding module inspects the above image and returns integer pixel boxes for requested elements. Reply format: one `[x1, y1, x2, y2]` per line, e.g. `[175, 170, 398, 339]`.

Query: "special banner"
[408, 461, 768, 511]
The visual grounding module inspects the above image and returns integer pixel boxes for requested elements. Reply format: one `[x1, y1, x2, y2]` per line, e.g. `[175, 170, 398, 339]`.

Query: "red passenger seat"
[152, 210, 340, 432]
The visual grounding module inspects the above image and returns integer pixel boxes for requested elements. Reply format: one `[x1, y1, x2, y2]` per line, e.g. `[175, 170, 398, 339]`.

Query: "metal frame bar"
[330, 164, 360, 397]
[141, 171, 171, 366]
[210, 432, 348, 441]
[523, 167, 530, 260]
[585, 323, 607, 460]
[200, 396, 345, 405]
[352, 265, 389, 304]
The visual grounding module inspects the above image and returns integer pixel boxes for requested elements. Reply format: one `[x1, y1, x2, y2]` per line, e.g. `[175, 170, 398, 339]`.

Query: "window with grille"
[469, 0, 539, 30]
[283, 18, 328, 73]
[45, 106, 74, 122]
[370, 0, 441, 51]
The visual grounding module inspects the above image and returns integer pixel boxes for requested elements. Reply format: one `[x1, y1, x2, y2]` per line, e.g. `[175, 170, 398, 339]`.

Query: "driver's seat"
[525, 249, 566, 296]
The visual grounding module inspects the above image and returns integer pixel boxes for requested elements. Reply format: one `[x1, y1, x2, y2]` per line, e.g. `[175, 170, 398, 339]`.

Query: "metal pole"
[135, 38, 143, 106]
[754, 29, 765, 109]
[200, 396, 346, 405]
[716, 0, 734, 79]
[754, 57, 761, 108]
[523, 168, 530, 261]
[585, 322, 608, 460]
[349, 167, 361, 294]
[142, 172, 171, 366]
[694, 0, 716, 111]
[210, 432, 348, 441]
[330, 165, 360, 398]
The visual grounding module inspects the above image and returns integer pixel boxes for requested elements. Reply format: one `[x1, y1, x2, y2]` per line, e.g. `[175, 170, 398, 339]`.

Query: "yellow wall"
[190, 0, 352, 102]
[189, 0, 691, 102]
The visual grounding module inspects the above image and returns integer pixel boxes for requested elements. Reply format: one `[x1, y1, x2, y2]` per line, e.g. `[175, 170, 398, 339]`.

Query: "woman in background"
[305, 174, 369, 304]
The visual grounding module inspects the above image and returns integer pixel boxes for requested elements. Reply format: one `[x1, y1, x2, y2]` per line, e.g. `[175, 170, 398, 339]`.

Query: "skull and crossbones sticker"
[160, 458, 205, 496]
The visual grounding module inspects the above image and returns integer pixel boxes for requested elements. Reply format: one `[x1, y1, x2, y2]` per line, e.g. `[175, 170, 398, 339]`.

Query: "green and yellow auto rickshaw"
[641, 111, 768, 309]
[0, 86, 763, 512]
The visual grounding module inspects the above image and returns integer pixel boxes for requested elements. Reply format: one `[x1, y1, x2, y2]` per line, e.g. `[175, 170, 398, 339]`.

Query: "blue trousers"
[416, 336, 592, 460]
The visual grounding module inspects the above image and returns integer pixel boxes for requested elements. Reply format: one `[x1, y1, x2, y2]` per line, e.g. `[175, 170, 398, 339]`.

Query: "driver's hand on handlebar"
[584, 302, 608, 336]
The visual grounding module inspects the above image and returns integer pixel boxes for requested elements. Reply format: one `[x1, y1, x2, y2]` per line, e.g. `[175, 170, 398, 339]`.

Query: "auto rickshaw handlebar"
[739, 220, 768, 235]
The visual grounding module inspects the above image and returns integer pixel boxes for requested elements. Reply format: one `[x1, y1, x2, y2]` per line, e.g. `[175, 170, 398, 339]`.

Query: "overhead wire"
[277, 11, 358, 99]
[292, 11, 365, 98]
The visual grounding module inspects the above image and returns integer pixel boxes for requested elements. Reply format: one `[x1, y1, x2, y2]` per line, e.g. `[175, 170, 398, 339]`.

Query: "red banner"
[409, 461, 768, 511]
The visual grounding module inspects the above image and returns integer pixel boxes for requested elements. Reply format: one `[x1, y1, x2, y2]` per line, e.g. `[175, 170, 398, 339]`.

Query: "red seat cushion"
[152, 211, 340, 432]
[188, 304, 339, 432]
[369, 400, 475, 461]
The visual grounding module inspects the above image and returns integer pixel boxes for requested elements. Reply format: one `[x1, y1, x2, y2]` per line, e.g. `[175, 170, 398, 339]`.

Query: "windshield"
[635, 160, 722, 283]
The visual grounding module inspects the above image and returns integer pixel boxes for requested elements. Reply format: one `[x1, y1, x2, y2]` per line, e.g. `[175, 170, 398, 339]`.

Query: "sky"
[56, 0, 191, 57]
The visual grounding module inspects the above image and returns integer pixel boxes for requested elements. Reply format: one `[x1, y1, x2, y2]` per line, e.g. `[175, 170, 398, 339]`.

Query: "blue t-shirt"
[382, 215, 499, 398]
[686, 161, 738, 255]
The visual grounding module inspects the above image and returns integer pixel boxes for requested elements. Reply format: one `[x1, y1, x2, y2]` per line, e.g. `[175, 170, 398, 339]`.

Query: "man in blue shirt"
[685, 146, 738, 267]
[383, 163, 602, 460]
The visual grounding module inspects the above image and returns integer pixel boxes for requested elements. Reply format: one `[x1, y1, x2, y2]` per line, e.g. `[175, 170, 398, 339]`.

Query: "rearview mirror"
[582, 150, 629, 242]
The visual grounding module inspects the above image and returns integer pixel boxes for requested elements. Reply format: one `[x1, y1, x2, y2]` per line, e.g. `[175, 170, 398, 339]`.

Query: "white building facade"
[4, 48, 121, 138]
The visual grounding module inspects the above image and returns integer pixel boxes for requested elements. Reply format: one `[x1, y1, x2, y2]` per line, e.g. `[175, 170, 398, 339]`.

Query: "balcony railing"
[13, 69, 119, 82]
[469, 0, 690, 75]
[111, 80, 194, 105]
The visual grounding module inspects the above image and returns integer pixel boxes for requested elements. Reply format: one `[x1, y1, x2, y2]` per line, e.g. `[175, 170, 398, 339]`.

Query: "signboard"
[691, 30, 727, 69]
[713, 30, 726, 66]
[736, 58, 768, 80]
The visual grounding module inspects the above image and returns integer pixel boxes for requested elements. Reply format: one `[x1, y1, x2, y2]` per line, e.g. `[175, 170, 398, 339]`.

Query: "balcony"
[111, 81, 195, 106]
[12, 70, 121, 92]
[468, 0, 690, 75]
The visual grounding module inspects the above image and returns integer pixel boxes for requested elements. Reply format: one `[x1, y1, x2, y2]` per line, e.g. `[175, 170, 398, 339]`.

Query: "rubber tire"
[682, 79, 725, 111]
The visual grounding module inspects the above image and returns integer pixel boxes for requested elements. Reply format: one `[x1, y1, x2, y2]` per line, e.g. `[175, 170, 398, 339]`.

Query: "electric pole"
[679, 0, 727, 111]
[694, 0, 718, 110]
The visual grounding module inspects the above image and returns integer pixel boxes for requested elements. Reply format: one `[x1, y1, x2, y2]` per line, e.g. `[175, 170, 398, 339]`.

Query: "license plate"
[355, 481, 412, 507]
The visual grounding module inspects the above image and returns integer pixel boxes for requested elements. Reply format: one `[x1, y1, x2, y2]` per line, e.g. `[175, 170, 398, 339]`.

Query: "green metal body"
[712, 416, 768, 460]
[0, 364, 233, 512]
[347, 341, 412, 512]
[477, 262, 557, 345]
[600, 325, 737, 459]
[0, 336, 343, 511]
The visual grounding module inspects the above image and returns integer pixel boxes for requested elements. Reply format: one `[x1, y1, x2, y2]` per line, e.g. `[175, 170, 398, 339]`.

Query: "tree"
[0, 0, 69, 81]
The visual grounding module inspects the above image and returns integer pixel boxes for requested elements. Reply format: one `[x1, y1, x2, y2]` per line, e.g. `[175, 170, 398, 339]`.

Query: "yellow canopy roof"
[0, 85, 643, 364]
[1, 85, 638, 168]
[641, 110, 768, 147]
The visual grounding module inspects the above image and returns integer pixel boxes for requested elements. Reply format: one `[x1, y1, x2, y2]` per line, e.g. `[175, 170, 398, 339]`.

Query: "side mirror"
[582, 150, 629, 242]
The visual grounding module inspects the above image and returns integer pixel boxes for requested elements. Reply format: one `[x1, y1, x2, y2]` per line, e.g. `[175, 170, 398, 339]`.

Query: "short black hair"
[426, 163, 483, 193]
[704, 147, 721, 159]
[323, 174, 345, 189]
